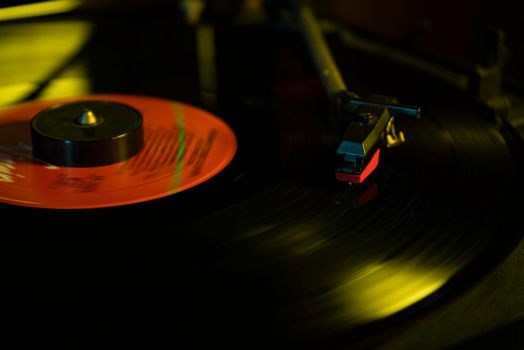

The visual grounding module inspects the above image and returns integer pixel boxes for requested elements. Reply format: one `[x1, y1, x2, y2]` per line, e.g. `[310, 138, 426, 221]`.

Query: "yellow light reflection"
[335, 259, 452, 323]
[288, 257, 457, 337]
[38, 77, 91, 100]
[39, 62, 91, 100]
[0, 83, 38, 107]
[0, 0, 82, 22]
[0, 21, 92, 105]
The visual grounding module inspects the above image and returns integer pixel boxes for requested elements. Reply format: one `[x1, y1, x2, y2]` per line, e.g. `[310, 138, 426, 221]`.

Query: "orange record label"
[0, 95, 237, 209]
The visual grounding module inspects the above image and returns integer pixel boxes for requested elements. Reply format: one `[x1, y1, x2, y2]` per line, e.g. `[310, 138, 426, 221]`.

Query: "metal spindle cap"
[31, 100, 144, 167]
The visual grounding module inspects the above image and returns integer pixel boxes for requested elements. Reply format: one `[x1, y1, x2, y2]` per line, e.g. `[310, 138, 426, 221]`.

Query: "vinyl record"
[1, 12, 523, 350]
[0, 94, 237, 208]
[181, 95, 524, 348]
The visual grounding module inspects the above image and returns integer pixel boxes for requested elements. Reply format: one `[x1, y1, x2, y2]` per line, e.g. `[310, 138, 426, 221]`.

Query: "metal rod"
[297, 2, 420, 119]
[297, 3, 347, 96]
[350, 99, 421, 118]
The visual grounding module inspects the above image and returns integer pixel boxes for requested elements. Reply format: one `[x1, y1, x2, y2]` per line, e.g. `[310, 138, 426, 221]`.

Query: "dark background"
[320, 0, 524, 81]
[55, 0, 524, 82]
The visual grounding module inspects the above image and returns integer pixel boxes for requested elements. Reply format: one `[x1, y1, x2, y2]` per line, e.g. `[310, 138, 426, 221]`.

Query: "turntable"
[1, 1, 524, 349]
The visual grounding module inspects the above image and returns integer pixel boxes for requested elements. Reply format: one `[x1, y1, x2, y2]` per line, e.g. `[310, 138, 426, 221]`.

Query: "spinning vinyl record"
[0, 94, 237, 208]
[182, 97, 524, 348]
[2, 90, 521, 350]
[1, 10, 523, 350]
